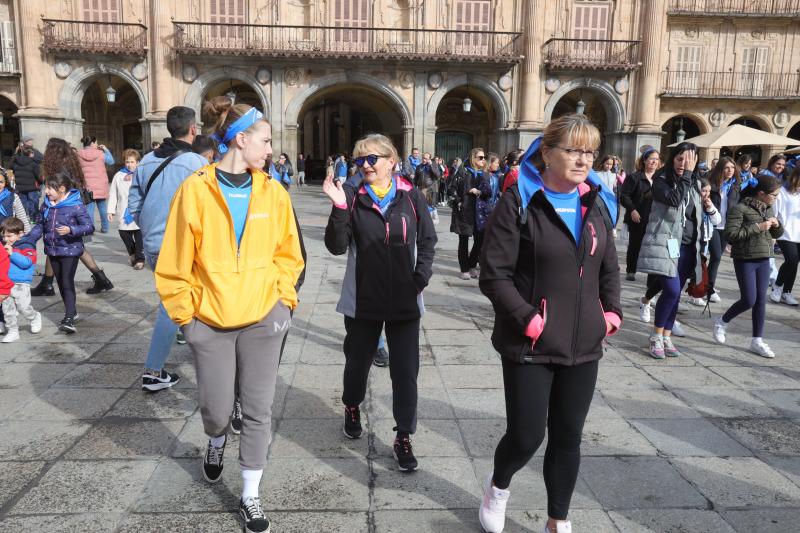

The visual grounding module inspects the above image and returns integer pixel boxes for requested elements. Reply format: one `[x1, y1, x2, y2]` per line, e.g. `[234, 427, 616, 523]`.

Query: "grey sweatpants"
[2, 283, 37, 329]
[183, 301, 291, 470]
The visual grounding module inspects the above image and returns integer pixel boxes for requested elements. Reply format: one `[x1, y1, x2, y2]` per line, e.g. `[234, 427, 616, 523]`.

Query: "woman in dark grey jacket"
[449, 148, 486, 279]
[713, 174, 784, 358]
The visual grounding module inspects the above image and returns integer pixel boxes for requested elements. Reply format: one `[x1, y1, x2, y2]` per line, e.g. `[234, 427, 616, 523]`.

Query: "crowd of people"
[0, 102, 798, 533]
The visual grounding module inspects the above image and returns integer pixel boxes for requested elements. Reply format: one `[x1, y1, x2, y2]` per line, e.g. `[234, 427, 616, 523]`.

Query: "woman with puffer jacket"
[77, 136, 114, 233]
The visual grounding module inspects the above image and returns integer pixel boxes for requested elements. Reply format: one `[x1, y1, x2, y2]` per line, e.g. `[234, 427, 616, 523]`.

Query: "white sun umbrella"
[785, 146, 800, 154]
[668, 124, 800, 148]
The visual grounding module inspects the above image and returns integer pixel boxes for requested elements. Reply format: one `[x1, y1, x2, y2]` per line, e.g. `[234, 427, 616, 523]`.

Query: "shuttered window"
[675, 45, 702, 90]
[740, 47, 769, 95]
[571, 2, 609, 40]
[0, 21, 16, 74]
[455, 0, 491, 54]
[82, 0, 121, 35]
[210, 0, 246, 39]
[333, 0, 371, 50]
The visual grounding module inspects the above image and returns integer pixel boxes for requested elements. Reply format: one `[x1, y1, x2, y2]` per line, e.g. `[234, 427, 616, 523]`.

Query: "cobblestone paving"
[0, 186, 799, 532]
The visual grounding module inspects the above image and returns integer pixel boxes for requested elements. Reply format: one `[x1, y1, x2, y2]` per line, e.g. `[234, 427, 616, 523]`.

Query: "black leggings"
[625, 221, 647, 274]
[50, 256, 80, 318]
[342, 316, 420, 434]
[493, 358, 598, 519]
[119, 229, 145, 263]
[776, 241, 800, 293]
[708, 228, 727, 288]
[458, 232, 483, 273]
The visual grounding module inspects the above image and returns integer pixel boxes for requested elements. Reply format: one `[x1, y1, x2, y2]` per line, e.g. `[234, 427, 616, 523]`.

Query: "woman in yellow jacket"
[155, 96, 303, 533]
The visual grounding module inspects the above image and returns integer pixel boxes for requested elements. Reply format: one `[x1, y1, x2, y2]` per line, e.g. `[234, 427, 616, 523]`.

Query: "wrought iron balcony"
[667, 0, 800, 16]
[542, 38, 641, 71]
[662, 70, 800, 99]
[172, 22, 523, 64]
[41, 19, 148, 57]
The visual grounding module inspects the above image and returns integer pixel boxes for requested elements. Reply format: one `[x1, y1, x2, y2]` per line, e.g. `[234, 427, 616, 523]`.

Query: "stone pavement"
[1, 185, 799, 532]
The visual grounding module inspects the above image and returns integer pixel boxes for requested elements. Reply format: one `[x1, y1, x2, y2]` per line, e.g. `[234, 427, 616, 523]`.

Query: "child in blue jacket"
[28, 172, 94, 334]
[1, 216, 41, 342]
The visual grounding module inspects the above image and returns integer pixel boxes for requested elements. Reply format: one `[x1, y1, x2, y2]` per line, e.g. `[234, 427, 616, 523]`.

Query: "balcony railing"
[662, 70, 800, 99]
[172, 22, 523, 64]
[42, 19, 148, 57]
[542, 38, 641, 71]
[667, 0, 800, 16]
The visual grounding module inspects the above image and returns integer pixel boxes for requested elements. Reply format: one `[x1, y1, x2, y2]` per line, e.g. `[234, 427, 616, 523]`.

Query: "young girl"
[771, 166, 800, 306]
[29, 172, 94, 333]
[689, 177, 722, 306]
[108, 149, 145, 270]
[156, 96, 303, 533]
[714, 175, 784, 358]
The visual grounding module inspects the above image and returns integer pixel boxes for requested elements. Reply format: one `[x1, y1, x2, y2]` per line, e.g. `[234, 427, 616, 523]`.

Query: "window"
[333, 0, 371, 51]
[455, 0, 491, 55]
[82, 0, 121, 37]
[571, 2, 610, 60]
[740, 47, 769, 95]
[210, 0, 246, 40]
[0, 21, 15, 73]
[675, 45, 702, 91]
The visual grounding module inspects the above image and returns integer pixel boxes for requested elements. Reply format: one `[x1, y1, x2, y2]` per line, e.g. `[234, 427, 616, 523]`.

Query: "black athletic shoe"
[58, 317, 77, 334]
[343, 405, 362, 439]
[231, 398, 243, 435]
[141, 369, 180, 392]
[202, 436, 226, 483]
[393, 433, 418, 472]
[176, 332, 187, 345]
[239, 496, 271, 533]
[373, 347, 389, 367]
[625, 273, 636, 281]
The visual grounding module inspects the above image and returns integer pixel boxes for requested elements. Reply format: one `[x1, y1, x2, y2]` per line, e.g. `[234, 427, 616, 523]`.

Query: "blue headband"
[211, 107, 264, 155]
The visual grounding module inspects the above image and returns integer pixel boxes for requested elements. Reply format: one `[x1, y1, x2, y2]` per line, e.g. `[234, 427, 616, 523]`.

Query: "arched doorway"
[661, 115, 702, 145]
[203, 79, 262, 110]
[297, 85, 405, 179]
[550, 89, 612, 157]
[434, 86, 497, 164]
[0, 96, 20, 166]
[721, 116, 769, 166]
[787, 121, 800, 150]
[81, 76, 144, 164]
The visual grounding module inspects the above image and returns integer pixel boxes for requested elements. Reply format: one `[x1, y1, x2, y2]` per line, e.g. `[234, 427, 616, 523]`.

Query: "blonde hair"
[201, 95, 269, 141]
[535, 113, 601, 172]
[122, 148, 140, 162]
[469, 147, 486, 168]
[352, 133, 399, 164]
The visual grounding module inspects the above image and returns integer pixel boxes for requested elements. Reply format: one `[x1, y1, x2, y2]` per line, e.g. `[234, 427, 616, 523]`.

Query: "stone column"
[149, 0, 175, 116]
[413, 72, 427, 154]
[633, 0, 666, 130]
[517, 0, 544, 147]
[271, 68, 285, 155]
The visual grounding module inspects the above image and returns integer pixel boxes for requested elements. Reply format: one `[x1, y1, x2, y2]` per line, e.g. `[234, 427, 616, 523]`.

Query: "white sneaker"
[770, 286, 783, 304]
[781, 293, 799, 306]
[431, 210, 440, 225]
[713, 317, 727, 344]
[469, 268, 480, 279]
[689, 297, 705, 307]
[672, 321, 686, 337]
[749, 338, 775, 359]
[30, 312, 42, 334]
[459, 272, 471, 280]
[638, 299, 651, 323]
[710, 290, 721, 303]
[2, 328, 20, 343]
[479, 474, 510, 533]
[544, 520, 572, 533]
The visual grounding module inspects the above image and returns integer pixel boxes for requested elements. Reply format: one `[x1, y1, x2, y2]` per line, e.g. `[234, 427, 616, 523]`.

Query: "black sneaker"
[202, 436, 226, 483]
[176, 332, 187, 345]
[141, 369, 180, 392]
[58, 317, 77, 334]
[373, 347, 389, 367]
[343, 405, 362, 439]
[239, 496, 270, 533]
[393, 433, 418, 472]
[625, 273, 636, 281]
[231, 398, 243, 435]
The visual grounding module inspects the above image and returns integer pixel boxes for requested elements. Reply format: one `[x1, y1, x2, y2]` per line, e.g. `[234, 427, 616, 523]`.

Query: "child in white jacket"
[107, 149, 144, 270]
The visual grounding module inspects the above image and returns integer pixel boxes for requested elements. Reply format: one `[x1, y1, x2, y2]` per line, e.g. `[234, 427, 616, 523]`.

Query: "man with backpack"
[128, 106, 208, 392]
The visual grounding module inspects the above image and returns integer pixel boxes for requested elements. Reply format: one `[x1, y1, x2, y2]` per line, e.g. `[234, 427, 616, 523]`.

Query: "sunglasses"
[476, 155, 486, 160]
[355, 154, 384, 167]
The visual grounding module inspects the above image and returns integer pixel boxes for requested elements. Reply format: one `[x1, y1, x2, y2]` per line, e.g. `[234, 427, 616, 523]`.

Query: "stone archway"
[426, 74, 510, 131]
[661, 114, 709, 145]
[184, 67, 271, 121]
[543, 78, 625, 133]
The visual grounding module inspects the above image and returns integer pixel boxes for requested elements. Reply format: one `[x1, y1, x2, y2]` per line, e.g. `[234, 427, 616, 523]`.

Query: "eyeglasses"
[554, 146, 600, 162]
[355, 154, 385, 167]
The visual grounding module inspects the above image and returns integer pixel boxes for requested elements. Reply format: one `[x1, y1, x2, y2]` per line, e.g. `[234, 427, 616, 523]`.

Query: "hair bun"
[202, 95, 234, 134]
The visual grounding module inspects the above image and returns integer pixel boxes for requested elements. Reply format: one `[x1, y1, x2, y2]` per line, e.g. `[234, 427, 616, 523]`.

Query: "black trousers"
[708, 228, 727, 288]
[625, 221, 647, 274]
[776, 240, 800, 293]
[50, 256, 80, 318]
[492, 358, 598, 520]
[342, 315, 420, 434]
[119, 229, 144, 263]
[645, 274, 662, 301]
[458, 232, 484, 273]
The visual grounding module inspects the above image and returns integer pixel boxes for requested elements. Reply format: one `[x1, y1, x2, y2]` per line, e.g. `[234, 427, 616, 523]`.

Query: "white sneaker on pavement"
[544, 520, 572, 533]
[469, 268, 480, 279]
[459, 272, 471, 280]
[689, 297, 705, 307]
[713, 317, 727, 344]
[672, 321, 686, 337]
[781, 293, 799, 306]
[770, 286, 783, 304]
[30, 312, 42, 334]
[709, 290, 721, 303]
[638, 299, 651, 323]
[749, 338, 775, 358]
[479, 474, 510, 533]
[1, 328, 20, 343]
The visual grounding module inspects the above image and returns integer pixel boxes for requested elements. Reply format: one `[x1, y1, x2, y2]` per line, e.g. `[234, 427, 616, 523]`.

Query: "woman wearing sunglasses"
[450, 147, 487, 279]
[323, 134, 437, 472]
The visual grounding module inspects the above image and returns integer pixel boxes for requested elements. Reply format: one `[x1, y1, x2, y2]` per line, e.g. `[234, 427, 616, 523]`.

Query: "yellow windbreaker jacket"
[155, 164, 304, 328]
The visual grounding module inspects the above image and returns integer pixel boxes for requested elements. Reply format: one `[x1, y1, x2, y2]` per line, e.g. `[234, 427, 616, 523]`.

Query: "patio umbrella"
[668, 124, 800, 148]
[785, 146, 800, 154]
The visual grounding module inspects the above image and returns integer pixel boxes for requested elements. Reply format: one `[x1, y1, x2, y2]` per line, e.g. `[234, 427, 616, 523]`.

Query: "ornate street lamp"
[105, 77, 116, 104]
[676, 118, 686, 143]
[575, 90, 586, 115]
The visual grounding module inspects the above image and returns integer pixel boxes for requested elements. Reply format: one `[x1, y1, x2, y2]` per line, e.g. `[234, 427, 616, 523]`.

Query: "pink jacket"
[78, 147, 110, 199]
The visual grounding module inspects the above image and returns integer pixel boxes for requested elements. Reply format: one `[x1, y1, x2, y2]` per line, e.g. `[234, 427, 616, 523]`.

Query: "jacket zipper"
[570, 197, 596, 363]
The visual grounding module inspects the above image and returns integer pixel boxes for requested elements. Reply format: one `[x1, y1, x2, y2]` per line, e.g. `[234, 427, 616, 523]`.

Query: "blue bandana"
[0, 188, 10, 217]
[43, 189, 83, 221]
[211, 108, 264, 155]
[365, 178, 397, 215]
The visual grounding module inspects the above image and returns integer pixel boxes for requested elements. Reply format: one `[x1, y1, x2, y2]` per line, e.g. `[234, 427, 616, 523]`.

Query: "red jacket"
[501, 167, 519, 193]
[0, 245, 12, 296]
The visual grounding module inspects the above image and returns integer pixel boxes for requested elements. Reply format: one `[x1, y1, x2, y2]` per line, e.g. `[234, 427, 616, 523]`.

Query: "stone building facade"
[1, 0, 799, 172]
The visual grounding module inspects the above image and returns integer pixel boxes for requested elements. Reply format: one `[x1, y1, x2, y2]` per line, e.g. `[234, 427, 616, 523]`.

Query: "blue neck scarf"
[211, 108, 264, 155]
[408, 155, 421, 171]
[43, 189, 83, 221]
[0, 188, 10, 217]
[365, 178, 397, 215]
